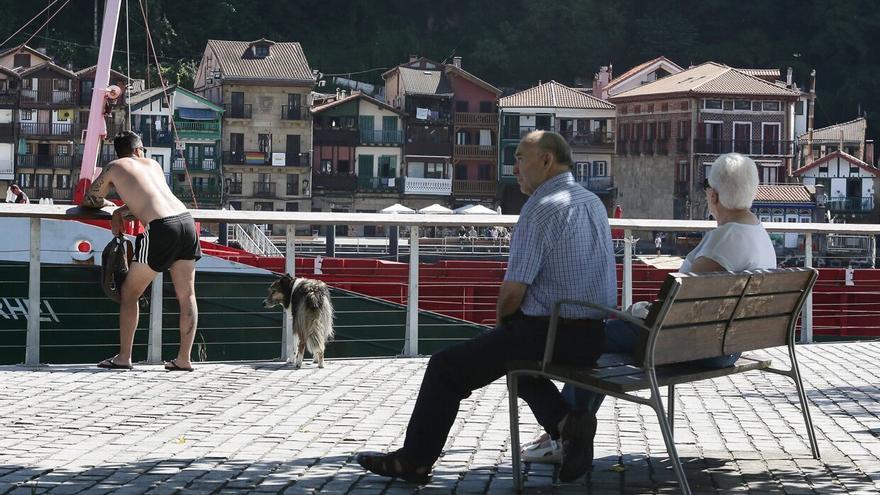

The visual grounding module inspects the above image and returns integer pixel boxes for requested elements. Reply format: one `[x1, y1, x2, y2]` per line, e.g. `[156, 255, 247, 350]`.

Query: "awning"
[177, 107, 217, 121]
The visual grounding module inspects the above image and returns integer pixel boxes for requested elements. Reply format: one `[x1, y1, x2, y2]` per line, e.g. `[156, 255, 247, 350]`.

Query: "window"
[647, 123, 656, 140]
[286, 202, 299, 212]
[703, 99, 722, 109]
[17, 173, 32, 187]
[647, 104, 654, 113]
[287, 174, 299, 195]
[455, 100, 468, 112]
[203, 145, 214, 158]
[320, 159, 333, 174]
[734, 100, 751, 110]
[36, 173, 51, 188]
[678, 121, 690, 138]
[795, 101, 804, 115]
[818, 166, 828, 175]
[456, 130, 469, 145]
[479, 101, 492, 113]
[426, 162, 444, 179]
[659, 121, 670, 139]
[618, 123, 627, 141]
[762, 101, 780, 111]
[592, 161, 607, 176]
[56, 174, 69, 189]
[575, 162, 589, 181]
[20, 109, 32, 121]
[850, 166, 860, 176]
[13, 54, 30, 68]
[478, 163, 491, 180]
[0, 80, 6, 91]
[634, 104, 641, 113]
[502, 146, 516, 165]
[258, 133, 271, 154]
[681, 100, 689, 111]
[455, 164, 467, 180]
[338, 159, 351, 174]
[254, 45, 269, 57]
[661, 102, 668, 112]
[56, 144, 69, 156]
[53, 79, 69, 91]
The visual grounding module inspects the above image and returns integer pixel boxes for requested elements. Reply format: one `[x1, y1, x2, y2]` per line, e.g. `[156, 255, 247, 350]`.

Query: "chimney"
[452, 56, 462, 68]
[866, 141, 874, 166]
[592, 66, 612, 99]
[409, 54, 418, 63]
[786, 67, 793, 87]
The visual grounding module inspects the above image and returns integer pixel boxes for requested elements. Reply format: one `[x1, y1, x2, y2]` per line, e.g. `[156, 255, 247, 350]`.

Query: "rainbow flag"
[245, 152, 266, 165]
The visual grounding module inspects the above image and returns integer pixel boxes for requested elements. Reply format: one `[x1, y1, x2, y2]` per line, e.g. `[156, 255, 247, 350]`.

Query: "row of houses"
[1, 41, 876, 233]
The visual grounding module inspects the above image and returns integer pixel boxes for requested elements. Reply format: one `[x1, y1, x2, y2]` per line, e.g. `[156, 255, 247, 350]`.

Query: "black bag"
[101, 235, 134, 303]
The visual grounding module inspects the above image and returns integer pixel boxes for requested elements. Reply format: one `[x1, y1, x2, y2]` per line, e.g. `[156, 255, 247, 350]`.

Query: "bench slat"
[642, 323, 726, 366]
[733, 292, 802, 319]
[724, 314, 792, 354]
[658, 297, 740, 327]
[744, 270, 814, 295]
[673, 272, 750, 299]
[510, 356, 772, 394]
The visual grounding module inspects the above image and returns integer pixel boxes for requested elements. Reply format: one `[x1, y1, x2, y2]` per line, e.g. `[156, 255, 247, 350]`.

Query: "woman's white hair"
[708, 153, 759, 210]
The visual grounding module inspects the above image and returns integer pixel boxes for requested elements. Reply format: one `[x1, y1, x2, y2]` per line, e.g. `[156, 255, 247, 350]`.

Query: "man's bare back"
[83, 156, 187, 224]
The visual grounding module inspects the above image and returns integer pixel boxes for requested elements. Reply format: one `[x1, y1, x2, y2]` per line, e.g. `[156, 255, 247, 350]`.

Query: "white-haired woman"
[523, 153, 778, 462]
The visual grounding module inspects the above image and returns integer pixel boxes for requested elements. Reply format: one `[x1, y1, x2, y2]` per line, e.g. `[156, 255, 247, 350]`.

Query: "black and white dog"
[263, 274, 334, 368]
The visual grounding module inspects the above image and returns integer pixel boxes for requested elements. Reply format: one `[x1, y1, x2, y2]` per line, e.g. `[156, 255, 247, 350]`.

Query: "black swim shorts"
[134, 212, 202, 272]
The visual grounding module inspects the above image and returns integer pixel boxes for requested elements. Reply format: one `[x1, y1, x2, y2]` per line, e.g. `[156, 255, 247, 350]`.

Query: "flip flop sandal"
[164, 359, 194, 372]
[97, 357, 133, 370]
[356, 450, 431, 485]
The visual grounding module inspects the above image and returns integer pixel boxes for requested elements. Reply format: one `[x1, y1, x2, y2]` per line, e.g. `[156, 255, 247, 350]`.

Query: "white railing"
[3, 203, 880, 366]
[229, 223, 283, 257]
[403, 177, 452, 195]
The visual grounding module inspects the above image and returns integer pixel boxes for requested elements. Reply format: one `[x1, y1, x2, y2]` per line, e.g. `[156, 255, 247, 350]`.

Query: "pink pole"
[74, 0, 122, 204]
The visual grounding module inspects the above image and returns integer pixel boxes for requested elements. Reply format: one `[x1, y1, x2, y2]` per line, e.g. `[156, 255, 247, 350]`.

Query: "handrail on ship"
[3, 203, 879, 366]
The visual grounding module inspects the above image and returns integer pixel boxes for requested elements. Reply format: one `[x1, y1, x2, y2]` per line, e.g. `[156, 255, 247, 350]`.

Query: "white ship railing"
[2, 203, 879, 366]
[229, 223, 283, 257]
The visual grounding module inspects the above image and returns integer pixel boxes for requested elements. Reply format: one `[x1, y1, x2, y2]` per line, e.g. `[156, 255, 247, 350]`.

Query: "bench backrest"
[636, 268, 818, 367]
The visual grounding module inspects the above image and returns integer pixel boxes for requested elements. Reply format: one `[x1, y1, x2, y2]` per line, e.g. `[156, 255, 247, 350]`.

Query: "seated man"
[356, 131, 617, 484]
[523, 152, 778, 461]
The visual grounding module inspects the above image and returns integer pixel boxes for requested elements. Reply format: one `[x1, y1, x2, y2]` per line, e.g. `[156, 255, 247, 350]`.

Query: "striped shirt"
[505, 172, 617, 319]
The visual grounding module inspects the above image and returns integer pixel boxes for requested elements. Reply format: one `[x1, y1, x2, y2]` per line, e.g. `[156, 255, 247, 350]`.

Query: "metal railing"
[4, 203, 880, 366]
[281, 105, 303, 120]
[360, 129, 404, 145]
[693, 139, 794, 156]
[559, 130, 615, 146]
[453, 179, 496, 196]
[253, 181, 276, 198]
[403, 177, 452, 195]
[455, 112, 498, 126]
[173, 120, 220, 134]
[20, 89, 74, 105]
[827, 196, 875, 212]
[223, 104, 252, 119]
[454, 144, 496, 159]
[229, 223, 283, 257]
[16, 154, 77, 168]
[18, 122, 75, 136]
[357, 176, 399, 192]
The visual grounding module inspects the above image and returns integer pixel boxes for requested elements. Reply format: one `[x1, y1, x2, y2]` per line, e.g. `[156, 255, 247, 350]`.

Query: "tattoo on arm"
[80, 163, 115, 208]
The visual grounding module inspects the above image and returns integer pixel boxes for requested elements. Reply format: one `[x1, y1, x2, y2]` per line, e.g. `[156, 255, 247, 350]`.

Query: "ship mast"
[73, 0, 123, 204]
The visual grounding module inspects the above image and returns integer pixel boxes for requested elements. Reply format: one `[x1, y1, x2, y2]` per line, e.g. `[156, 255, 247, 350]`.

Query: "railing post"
[147, 272, 163, 363]
[800, 232, 813, 344]
[282, 225, 296, 361]
[404, 225, 420, 357]
[623, 229, 633, 309]
[25, 218, 41, 366]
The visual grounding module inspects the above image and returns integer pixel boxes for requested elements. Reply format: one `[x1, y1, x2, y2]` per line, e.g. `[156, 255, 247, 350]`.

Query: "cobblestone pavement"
[1, 342, 879, 494]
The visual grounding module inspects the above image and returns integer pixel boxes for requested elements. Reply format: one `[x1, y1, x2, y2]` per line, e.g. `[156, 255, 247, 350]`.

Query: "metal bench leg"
[649, 375, 691, 495]
[668, 384, 675, 439]
[508, 372, 523, 491]
[789, 344, 821, 459]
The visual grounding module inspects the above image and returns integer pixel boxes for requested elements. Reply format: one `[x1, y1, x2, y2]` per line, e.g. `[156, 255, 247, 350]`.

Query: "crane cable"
[0, 0, 64, 49]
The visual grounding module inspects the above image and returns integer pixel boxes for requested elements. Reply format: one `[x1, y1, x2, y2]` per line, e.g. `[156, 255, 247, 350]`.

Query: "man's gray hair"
[708, 153, 759, 210]
[523, 130, 573, 168]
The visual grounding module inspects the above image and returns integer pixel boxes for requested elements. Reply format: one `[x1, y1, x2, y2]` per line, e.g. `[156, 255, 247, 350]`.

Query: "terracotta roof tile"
[797, 117, 866, 142]
[398, 66, 452, 95]
[499, 80, 615, 109]
[207, 39, 313, 83]
[609, 62, 800, 100]
[604, 56, 683, 92]
[753, 184, 814, 204]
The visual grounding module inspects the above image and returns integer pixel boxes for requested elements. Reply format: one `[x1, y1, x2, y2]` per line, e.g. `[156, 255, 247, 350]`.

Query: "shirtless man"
[80, 131, 201, 371]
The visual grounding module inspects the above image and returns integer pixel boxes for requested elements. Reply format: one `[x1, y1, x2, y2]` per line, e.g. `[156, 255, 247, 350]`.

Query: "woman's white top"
[680, 222, 777, 273]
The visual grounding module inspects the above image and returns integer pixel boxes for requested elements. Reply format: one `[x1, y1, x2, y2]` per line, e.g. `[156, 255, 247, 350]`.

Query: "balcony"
[402, 177, 452, 195]
[827, 196, 874, 213]
[501, 125, 553, 140]
[140, 132, 174, 146]
[18, 122, 75, 137]
[20, 89, 74, 105]
[561, 131, 615, 148]
[455, 112, 498, 128]
[501, 164, 514, 176]
[453, 179, 496, 197]
[172, 157, 218, 171]
[223, 151, 269, 166]
[228, 182, 243, 194]
[223, 104, 252, 119]
[173, 120, 220, 139]
[314, 128, 359, 146]
[693, 139, 794, 156]
[16, 154, 77, 168]
[357, 176, 400, 193]
[281, 105, 304, 121]
[174, 186, 222, 206]
[313, 173, 357, 192]
[252, 181, 277, 198]
[576, 177, 613, 196]
[454, 144, 497, 160]
[360, 129, 404, 146]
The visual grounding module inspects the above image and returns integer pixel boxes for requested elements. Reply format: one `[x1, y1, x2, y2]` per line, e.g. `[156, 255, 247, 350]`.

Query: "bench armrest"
[543, 299, 650, 372]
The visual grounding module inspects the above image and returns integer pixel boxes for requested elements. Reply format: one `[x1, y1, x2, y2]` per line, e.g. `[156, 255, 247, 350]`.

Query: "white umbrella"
[453, 204, 476, 214]
[456, 204, 499, 215]
[380, 203, 415, 214]
[418, 203, 453, 214]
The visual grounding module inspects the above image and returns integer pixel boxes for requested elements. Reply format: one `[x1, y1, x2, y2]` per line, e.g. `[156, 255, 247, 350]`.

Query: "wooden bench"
[507, 268, 820, 494]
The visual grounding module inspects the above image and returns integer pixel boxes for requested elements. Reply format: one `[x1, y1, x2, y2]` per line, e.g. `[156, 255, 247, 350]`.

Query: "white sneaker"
[521, 437, 562, 463]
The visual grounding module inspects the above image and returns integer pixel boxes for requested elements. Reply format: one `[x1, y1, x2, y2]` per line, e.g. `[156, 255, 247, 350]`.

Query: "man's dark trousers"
[400, 312, 604, 464]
